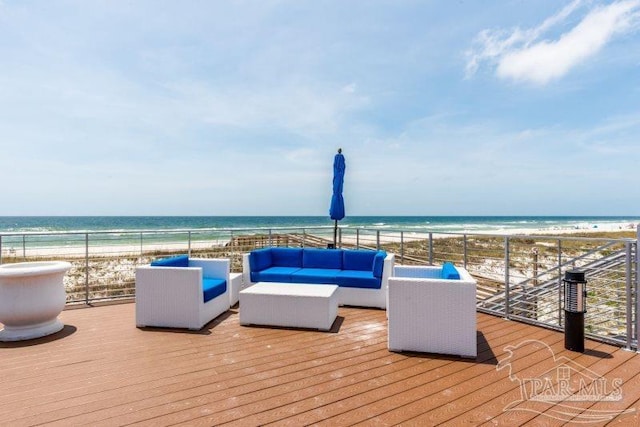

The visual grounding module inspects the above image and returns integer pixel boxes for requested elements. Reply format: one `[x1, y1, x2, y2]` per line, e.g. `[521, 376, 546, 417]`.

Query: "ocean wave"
[7, 227, 57, 233]
[2, 216, 639, 236]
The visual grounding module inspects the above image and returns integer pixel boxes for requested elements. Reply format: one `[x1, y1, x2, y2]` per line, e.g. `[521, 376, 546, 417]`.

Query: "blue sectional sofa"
[242, 247, 395, 309]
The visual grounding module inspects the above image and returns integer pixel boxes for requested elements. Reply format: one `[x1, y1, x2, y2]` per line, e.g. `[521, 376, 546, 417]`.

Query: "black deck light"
[564, 270, 587, 352]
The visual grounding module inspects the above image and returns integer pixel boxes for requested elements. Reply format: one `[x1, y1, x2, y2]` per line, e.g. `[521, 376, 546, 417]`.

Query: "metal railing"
[1, 225, 637, 349]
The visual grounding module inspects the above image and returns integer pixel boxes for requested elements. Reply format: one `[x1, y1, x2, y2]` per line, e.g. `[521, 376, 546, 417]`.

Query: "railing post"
[505, 236, 510, 320]
[356, 229, 360, 249]
[428, 232, 433, 265]
[376, 230, 380, 250]
[0, 235, 2, 265]
[625, 241, 633, 350]
[188, 231, 192, 257]
[532, 248, 539, 286]
[22, 235, 26, 260]
[636, 226, 640, 351]
[463, 234, 468, 269]
[230, 230, 235, 268]
[338, 228, 342, 248]
[558, 239, 563, 327]
[140, 232, 143, 256]
[400, 231, 404, 264]
[85, 233, 90, 305]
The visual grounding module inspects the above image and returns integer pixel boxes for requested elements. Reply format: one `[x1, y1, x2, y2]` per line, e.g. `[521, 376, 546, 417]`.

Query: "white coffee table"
[239, 282, 338, 331]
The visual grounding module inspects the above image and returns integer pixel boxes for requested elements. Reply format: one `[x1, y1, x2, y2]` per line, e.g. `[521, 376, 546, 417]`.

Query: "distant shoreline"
[2, 215, 640, 236]
[1, 222, 636, 259]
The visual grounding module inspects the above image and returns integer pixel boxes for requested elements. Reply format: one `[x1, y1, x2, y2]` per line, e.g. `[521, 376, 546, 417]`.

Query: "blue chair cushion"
[252, 266, 300, 283]
[336, 270, 381, 289]
[372, 251, 387, 278]
[302, 248, 343, 269]
[441, 262, 460, 280]
[343, 250, 376, 271]
[290, 268, 341, 284]
[151, 254, 189, 267]
[250, 248, 273, 272]
[202, 278, 226, 303]
[271, 247, 303, 267]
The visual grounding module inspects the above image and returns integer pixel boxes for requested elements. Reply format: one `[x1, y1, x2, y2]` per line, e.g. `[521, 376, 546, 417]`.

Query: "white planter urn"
[0, 261, 72, 341]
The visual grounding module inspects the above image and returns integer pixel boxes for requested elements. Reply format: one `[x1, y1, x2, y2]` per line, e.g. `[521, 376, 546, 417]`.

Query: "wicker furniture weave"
[229, 272, 243, 306]
[239, 282, 338, 331]
[135, 258, 230, 330]
[387, 265, 477, 358]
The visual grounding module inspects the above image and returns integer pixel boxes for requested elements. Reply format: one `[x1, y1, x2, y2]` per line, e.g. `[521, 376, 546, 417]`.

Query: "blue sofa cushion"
[271, 247, 303, 267]
[343, 250, 376, 271]
[202, 278, 226, 303]
[303, 248, 343, 269]
[252, 266, 300, 283]
[372, 251, 387, 278]
[441, 262, 460, 280]
[249, 248, 273, 272]
[336, 270, 381, 289]
[151, 254, 189, 267]
[291, 268, 341, 284]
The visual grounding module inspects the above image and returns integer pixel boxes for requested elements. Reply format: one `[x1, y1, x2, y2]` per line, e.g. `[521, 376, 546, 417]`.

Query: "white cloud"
[342, 83, 357, 94]
[181, 81, 369, 136]
[466, 0, 640, 85]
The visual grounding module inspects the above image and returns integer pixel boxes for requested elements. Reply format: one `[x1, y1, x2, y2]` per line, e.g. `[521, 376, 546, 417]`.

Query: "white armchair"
[388, 264, 477, 358]
[135, 257, 230, 330]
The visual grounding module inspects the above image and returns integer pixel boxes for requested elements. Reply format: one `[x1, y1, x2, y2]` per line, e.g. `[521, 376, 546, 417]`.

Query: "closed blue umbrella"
[329, 148, 346, 247]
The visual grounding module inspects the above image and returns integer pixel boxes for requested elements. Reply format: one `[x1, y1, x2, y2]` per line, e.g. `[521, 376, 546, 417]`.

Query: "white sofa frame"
[135, 258, 230, 330]
[242, 252, 395, 309]
[387, 264, 477, 358]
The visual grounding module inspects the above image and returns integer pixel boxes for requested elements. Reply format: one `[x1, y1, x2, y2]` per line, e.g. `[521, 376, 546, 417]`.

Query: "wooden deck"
[1, 303, 639, 426]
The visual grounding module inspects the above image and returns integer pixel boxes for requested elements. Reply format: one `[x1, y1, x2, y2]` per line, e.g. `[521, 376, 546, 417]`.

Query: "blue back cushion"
[302, 248, 343, 269]
[343, 250, 376, 271]
[151, 254, 189, 267]
[249, 248, 273, 271]
[372, 251, 386, 278]
[271, 247, 303, 267]
[441, 262, 460, 280]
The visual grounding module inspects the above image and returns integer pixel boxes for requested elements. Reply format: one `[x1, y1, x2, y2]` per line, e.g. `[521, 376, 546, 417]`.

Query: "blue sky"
[1, 0, 639, 216]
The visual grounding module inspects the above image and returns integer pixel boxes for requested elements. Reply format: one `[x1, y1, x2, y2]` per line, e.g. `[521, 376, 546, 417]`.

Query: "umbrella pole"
[333, 220, 338, 248]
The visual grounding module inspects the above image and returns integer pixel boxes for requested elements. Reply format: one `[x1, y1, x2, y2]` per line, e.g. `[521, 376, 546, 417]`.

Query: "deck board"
[1, 303, 639, 426]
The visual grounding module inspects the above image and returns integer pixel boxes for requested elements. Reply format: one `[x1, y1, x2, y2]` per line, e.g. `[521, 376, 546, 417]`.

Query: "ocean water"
[1, 216, 638, 253]
[1, 215, 639, 234]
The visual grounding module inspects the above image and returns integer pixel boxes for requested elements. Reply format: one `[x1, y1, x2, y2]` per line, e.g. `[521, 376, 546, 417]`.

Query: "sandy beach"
[1, 221, 637, 259]
[0, 220, 636, 306]
[340, 221, 639, 246]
